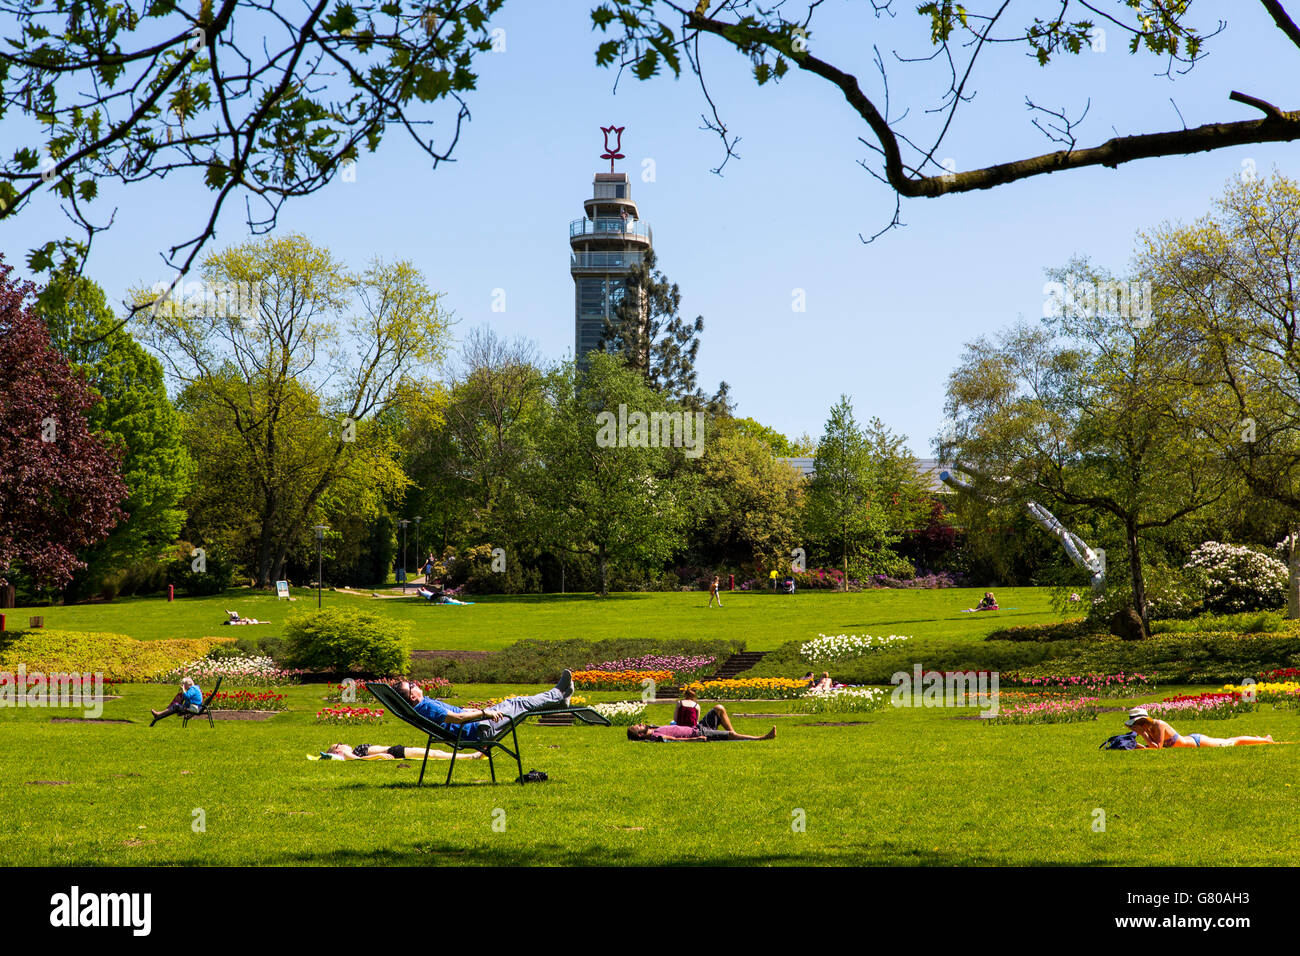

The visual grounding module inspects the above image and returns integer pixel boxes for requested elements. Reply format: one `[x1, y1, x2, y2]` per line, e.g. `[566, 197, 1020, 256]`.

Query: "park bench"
[365, 681, 610, 785]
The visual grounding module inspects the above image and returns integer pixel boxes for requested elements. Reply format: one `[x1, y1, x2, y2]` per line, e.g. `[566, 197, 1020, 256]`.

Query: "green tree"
[942, 277, 1234, 628]
[0, 1, 507, 282]
[805, 395, 907, 587]
[526, 353, 695, 596]
[32, 271, 191, 598]
[1139, 172, 1300, 617]
[697, 420, 806, 574]
[136, 234, 449, 587]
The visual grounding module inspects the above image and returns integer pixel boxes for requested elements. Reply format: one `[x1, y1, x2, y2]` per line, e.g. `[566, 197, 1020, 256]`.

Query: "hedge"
[409, 638, 745, 685]
[0, 629, 234, 682]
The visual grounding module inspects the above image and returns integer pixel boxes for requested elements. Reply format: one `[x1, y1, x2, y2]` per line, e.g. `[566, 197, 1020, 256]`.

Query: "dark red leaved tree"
[0, 256, 128, 591]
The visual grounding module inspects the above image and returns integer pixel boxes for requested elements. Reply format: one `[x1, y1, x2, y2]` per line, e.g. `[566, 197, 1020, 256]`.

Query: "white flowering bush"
[790, 686, 888, 714]
[1184, 542, 1288, 613]
[590, 700, 648, 726]
[162, 655, 304, 686]
[800, 633, 910, 667]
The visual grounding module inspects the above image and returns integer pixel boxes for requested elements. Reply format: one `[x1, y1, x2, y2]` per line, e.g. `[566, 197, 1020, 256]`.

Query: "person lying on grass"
[150, 677, 202, 726]
[222, 609, 267, 625]
[627, 704, 776, 742]
[1124, 707, 1275, 748]
[322, 743, 483, 761]
[398, 669, 575, 740]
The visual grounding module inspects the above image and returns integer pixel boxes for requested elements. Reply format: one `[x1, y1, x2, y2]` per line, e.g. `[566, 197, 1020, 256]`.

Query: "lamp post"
[313, 524, 328, 608]
[398, 519, 410, 593]
[413, 516, 423, 582]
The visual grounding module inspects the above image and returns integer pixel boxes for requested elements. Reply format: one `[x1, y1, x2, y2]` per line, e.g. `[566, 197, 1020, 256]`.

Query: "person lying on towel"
[626, 704, 776, 742]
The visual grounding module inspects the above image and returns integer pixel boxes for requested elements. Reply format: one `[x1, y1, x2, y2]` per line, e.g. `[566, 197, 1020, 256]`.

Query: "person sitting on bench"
[321, 742, 483, 761]
[626, 704, 776, 741]
[398, 669, 575, 740]
[150, 677, 203, 725]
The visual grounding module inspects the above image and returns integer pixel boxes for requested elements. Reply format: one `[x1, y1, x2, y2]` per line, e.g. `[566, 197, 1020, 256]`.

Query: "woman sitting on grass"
[321, 743, 484, 760]
[673, 688, 701, 727]
[1124, 707, 1275, 748]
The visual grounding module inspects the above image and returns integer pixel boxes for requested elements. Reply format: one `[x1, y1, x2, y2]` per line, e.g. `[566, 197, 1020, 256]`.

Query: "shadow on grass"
[110, 843, 1125, 867]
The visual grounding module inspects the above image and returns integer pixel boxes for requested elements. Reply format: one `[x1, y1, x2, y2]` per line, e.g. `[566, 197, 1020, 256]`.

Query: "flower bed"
[789, 687, 888, 714]
[1003, 672, 1153, 697]
[164, 655, 305, 686]
[1221, 680, 1300, 704]
[210, 690, 288, 712]
[585, 655, 716, 684]
[321, 677, 452, 703]
[683, 677, 807, 700]
[800, 633, 911, 667]
[1146, 691, 1252, 720]
[572, 669, 673, 691]
[980, 697, 1101, 725]
[315, 706, 384, 725]
[589, 701, 648, 725]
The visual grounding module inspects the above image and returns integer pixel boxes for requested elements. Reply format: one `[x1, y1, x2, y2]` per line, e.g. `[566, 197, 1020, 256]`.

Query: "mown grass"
[9, 586, 1068, 652]
[2, 680, 1296, 866]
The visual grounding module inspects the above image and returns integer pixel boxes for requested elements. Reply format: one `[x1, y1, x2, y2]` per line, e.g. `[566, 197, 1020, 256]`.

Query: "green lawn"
[9, 586, 1068, 651]
[2, 681, 1296, 866]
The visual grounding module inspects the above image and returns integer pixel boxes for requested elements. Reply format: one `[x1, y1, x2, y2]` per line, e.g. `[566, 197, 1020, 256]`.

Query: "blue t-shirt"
[415, 696, 484, 739]
[183, 685, 203, 709]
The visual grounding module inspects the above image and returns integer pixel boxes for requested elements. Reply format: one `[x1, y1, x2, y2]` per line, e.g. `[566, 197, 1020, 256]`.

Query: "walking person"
[708, 575, 723, 608]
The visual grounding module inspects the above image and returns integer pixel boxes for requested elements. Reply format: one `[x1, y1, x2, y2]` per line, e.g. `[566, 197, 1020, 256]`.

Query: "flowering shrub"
[789, 686, 888, 714]
[1258, 668, 1300, 681]
[867, 571, 967, 589]
[1146, 691, 1252, 720]
[800, 633, 911, 666]
[210, 690, 288, 712]
[1003, 672, 1153, 697]
[683, 678, 808, 700]
[1184, 541, 1288, 613]
[164, 656, 304, 686]
[585, 655, 716, 684]
[315, 706, 384, 725]
[792, 568, 847, 590]
[980, 697, 1100, 725]
[589, 701, 648, 725]
[572, 669, 673, 691]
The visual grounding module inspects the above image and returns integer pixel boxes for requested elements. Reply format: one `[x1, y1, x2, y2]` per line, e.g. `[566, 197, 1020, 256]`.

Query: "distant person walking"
[708, 575, 723, 608]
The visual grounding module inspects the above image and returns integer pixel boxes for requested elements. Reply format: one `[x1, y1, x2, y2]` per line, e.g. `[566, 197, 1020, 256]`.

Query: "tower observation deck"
[570, 130, 652, 370]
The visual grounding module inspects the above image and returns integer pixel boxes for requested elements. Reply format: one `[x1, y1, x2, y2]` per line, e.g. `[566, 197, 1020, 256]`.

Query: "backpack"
[1099, 732, 1138, 750]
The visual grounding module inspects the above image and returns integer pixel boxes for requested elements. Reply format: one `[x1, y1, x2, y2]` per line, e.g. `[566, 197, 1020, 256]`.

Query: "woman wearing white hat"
[1124, 707, 1275, 748]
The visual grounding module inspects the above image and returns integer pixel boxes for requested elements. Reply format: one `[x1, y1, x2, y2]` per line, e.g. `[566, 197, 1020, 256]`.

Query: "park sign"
[276, 581, 290, 600]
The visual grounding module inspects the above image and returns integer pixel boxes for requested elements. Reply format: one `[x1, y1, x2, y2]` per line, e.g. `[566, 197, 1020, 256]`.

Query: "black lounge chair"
[365, 681, 611, 785]
[181, 676, 223, 728]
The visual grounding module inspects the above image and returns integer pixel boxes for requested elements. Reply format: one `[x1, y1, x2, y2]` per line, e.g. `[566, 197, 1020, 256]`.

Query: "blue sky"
[3, 1, 1298, 455]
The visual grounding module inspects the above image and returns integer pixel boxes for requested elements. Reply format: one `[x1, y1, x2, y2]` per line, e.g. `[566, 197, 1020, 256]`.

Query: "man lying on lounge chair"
[397, 669, 575, 741]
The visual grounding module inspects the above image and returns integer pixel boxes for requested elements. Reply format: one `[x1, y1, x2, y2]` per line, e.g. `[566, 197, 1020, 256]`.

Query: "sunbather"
[222, 609, 266, 625]
[398, 669, 574, 740]
[322, 743, 483, 760]
[1125, 707, 1275, 747]
[627, 704, 776, 741]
